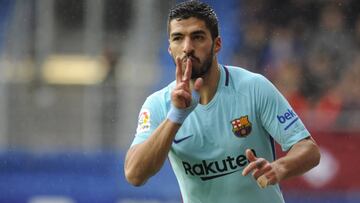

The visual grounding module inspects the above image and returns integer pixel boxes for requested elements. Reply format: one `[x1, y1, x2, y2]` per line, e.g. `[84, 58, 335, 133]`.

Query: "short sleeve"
[255, 75, 310, 151]
[130, 94, 166, 147]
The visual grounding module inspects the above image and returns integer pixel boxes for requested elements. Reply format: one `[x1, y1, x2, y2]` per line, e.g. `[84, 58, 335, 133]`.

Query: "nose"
[182, 37, 194, 55]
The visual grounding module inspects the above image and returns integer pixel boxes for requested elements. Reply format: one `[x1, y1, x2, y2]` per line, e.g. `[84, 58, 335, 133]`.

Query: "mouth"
[182, 55, 200, 64]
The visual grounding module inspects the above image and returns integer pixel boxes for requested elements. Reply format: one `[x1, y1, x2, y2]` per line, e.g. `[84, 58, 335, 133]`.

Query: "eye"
[172, 36, 182, 42]
[193, 35, 204, 41]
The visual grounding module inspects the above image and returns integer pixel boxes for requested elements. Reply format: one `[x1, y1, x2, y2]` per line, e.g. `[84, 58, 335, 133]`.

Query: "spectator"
[233, 0, 359, 132]
[232, 20, 268, 72]
[305, 2, 354, 99]
[271, 59, 308, 117]
[335, 53, 360, 131]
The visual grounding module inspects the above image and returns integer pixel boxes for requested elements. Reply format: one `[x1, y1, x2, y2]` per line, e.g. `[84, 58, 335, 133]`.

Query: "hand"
[171, 57, 203, 109]
[242, 149, 282, 188]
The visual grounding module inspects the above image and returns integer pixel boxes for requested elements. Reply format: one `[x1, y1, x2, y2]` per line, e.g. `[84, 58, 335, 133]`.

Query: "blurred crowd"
[233, 0, 360, 132]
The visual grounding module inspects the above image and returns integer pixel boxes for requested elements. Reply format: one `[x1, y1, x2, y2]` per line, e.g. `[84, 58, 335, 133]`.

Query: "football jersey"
[131, 65, 310, 203]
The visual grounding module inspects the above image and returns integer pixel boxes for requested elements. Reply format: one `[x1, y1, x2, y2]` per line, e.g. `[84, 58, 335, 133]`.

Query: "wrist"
[167, 105, 192, 124]
[272, 159, 289, 181]
[167, 91, 200, 124]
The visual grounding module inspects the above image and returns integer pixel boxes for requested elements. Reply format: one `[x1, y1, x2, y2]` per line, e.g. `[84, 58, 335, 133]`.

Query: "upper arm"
[288, 136, 320, 166]
[255, 75, 310, 151]
[290, 136, 318, 151]
[131, 94, 166, 147]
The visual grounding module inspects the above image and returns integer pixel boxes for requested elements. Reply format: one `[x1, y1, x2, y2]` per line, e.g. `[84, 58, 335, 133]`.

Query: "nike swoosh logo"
[173, 135, 193, 144]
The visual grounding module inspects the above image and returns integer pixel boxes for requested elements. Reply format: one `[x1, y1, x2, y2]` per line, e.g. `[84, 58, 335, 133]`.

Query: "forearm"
[125, 119, 180, 186]
[274, 137, 320, 181]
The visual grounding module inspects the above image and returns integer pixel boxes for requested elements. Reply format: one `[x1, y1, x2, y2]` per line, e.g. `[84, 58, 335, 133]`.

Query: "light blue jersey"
[131, 65, 310, 203]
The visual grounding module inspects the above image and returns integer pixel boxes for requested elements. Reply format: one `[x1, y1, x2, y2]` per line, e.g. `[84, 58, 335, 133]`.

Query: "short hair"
[167, 1, 219, 39]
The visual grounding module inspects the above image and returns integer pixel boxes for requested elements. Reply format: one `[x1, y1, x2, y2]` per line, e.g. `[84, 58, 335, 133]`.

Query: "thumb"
[193, 77, 203, 92]
[191, 78, 203, 104]
[246, 149, 257, 162]
[190, 78, 202, 105]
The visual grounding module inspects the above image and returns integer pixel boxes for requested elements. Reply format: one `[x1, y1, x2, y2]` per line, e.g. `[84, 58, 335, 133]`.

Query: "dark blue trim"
[269, 135, 276, 161]
[223, 65, 229, 86]
[284, 117, 299, 130]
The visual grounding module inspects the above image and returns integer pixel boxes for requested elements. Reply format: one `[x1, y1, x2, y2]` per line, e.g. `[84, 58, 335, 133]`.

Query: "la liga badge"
[136, 109, 151, 133]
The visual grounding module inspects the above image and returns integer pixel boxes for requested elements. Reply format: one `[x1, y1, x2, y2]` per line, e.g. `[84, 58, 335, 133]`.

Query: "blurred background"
[0, 0, 359, 202]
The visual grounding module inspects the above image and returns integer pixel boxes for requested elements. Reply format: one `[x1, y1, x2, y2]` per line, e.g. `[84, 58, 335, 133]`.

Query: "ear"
[168, 46, 172, 55]
[214, 37, 222, 53]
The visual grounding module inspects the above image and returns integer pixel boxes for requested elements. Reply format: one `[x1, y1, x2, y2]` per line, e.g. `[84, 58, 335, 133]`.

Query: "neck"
[192, 59, 220, 105]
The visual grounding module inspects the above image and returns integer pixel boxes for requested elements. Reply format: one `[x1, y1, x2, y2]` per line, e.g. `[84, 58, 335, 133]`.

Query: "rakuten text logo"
[182, 150, 256, 181]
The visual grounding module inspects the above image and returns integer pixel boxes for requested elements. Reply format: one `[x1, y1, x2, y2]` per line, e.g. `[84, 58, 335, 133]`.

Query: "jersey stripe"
[223, 65, 229, 86]
[268, 134, 276, 161]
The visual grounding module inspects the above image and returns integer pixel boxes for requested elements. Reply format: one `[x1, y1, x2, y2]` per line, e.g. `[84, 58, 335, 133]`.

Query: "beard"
[190, 48, 214, 79]
[172, 42, 215, 79]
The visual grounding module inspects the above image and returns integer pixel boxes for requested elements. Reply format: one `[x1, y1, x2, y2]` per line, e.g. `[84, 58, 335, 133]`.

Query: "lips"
[182, 56, 200, 63]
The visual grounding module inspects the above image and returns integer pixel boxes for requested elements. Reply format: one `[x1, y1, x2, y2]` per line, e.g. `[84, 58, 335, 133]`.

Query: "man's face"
[168, 17, 221, 79]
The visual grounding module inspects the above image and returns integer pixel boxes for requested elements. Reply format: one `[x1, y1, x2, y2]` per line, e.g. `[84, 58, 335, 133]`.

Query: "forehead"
[169, 17, 210, 35]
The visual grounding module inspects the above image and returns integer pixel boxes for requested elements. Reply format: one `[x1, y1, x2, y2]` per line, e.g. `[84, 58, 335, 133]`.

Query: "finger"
[175, 57, 182, 84]
[193, 77, 203, 92]
[173, 89, 192, 101]
[175, 82, 191, 93]
[252, 162, 271, 179]
[242, 158, 266, 176]
[182, 58, 192, 81]
[257, 175, 269, 189]
[243, 150, 264, 176]
[242, 161, 259, 176]
[246, 149, 257, 162]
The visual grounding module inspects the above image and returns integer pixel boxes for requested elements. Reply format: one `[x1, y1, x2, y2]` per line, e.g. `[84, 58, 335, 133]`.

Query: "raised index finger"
[242, 161, 259, 176]
[242, 149, 257, 176]
[175, 57, 182, 84]
[242, 159, 266, 176]
[182, 58, 192, 82]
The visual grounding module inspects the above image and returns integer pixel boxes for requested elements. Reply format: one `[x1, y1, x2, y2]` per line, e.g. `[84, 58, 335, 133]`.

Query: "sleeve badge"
[136, 109, 151, 133]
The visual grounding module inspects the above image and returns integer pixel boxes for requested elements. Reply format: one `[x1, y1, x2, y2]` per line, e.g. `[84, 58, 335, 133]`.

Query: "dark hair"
[168, 1, 219, 39]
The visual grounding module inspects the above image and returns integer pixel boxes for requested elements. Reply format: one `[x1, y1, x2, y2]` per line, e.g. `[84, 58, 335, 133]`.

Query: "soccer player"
[124, 1, 320, 202]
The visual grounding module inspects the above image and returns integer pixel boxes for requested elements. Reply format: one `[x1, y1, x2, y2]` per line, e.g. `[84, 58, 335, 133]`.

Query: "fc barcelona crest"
[231, 115, 252, 138]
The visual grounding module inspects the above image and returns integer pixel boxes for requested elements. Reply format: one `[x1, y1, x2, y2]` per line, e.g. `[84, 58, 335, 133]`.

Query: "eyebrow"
[170, 30, 207, 38]
[191, 30, 206, 36]
[170, 32, 183, 38]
